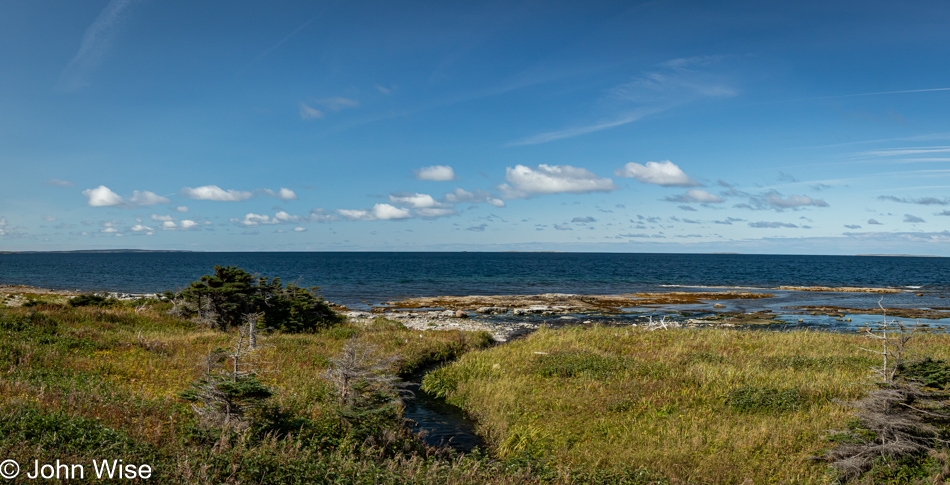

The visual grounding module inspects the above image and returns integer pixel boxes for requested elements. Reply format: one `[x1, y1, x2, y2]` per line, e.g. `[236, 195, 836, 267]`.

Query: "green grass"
[422, 325, 950, 484]
[4, 297, 949, 483]
[0, 301, 670, 484]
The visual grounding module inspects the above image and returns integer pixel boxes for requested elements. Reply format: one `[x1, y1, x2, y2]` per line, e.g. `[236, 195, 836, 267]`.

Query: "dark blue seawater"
[1, 252, 948, 309]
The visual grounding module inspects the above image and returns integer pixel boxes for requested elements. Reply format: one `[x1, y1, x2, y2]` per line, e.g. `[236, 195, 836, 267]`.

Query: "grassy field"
[0, 298, 502, 483]
[423, 325, 950, 484]
[2, 294, 949, 483]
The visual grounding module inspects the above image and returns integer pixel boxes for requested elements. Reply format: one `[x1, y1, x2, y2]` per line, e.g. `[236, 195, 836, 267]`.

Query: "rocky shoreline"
[0, 284, 159, 307]
[4, 284, 947, 342]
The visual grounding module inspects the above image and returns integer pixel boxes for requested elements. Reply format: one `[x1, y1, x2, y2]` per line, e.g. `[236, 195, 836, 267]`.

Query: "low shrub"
[533, 350, 628, 379]
[899, 357, 950, 390]
[69, 293, 118, 307]
[726, 386, 808, 413]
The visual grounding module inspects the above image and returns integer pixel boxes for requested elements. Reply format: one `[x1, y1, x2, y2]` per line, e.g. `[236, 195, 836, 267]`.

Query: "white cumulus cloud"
[615, 160, 700, 187]
[232, 209, 336, 226]
[414, 165, 456, 181]
[180, 185, 253, 202]
[339, 204, 412, 221]
[389, 193, 441, 208]
[442, 188, 505, 207]
[84, 186, 171, 207]
[263, 188, 298, 201]
[372, 204, 412, 220]
[83, 185, 125, 207]
[129, 190, 170, 205]
[499, 164, 617, 198]
[180, 220, 199, 229]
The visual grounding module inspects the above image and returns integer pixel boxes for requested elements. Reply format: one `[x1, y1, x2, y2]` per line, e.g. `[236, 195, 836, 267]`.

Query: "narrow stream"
[403, 368, 484, 453]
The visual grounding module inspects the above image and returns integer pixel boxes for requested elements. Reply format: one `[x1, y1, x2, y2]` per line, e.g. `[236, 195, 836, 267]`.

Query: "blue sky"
[2, 0, 950, 254]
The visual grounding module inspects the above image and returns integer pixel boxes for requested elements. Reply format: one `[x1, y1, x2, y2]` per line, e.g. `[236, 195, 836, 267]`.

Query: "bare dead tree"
[181, 321, 272, 432]
[857, 298, 913, 384]
[825, 298, 950, 482]
[243, 312, 262, 350]
[644, 315, 678, 331]
[134, 301, 149, 314]
[322, 340, 401, 407]
[165, 296, 193, 318]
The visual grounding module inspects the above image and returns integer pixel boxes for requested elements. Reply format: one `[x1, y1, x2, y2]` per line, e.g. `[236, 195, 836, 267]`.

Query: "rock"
[475, 306, 508, 314]
[455, 309, 468, 318]
[713, 303, 726, 309]
[526, 305, 552, 312]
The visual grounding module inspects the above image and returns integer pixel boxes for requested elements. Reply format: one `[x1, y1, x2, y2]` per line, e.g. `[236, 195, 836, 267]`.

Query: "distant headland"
[0, 249, 195, 254]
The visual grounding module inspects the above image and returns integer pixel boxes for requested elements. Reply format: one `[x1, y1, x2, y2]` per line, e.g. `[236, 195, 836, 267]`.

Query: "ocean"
[0, 252, 947, 312]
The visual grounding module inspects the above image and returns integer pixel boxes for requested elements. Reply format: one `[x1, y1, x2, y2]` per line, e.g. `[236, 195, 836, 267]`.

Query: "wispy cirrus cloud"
[857, 146, 950, 157]
[300, 97, 359, 121]
[299, 104, 324, 120]
[56, 0, 141, 92]
[749, 221, 800, 229]
[508, 108, 664, 146]
[663, 189, 724, 203]
[239, 17, 315, 75]
[782, 87, 950, 104]
[878, 195, 950, 205]
[508, 56, 736, 146]
[731, 190, 829, 212]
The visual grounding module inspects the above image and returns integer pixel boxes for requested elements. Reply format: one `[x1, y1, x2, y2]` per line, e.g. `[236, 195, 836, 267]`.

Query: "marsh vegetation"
[2, 268, 949, 483]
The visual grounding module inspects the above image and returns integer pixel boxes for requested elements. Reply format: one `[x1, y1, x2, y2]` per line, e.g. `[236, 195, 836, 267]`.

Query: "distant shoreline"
[0, 250, 943, 257]
[0, 249, 194, 254]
